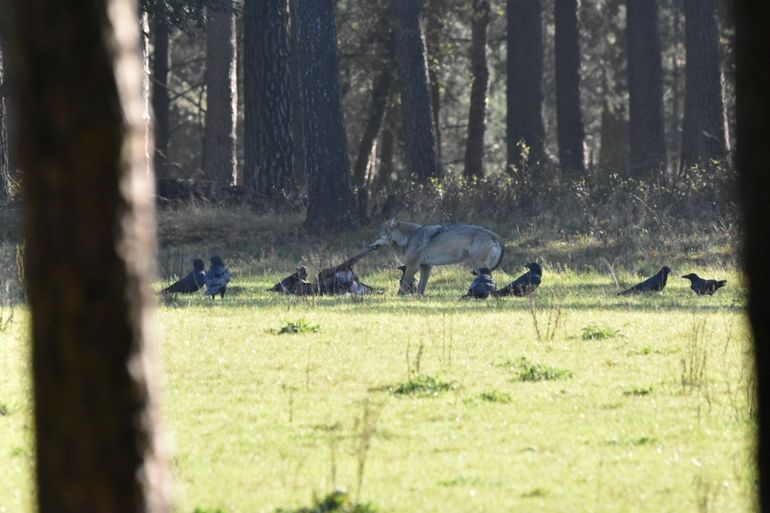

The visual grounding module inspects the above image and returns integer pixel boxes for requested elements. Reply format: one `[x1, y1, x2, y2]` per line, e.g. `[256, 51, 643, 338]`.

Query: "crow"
[682, 273, 727, 296]
[313, 246, 377, 296]
[161, 258, 206, 294]
[397, 265, 418, 294]
[462, 268, 496, 299]
[267, 266, 310, 294]
[205, 255, 232, 299]
[493, 262, 542, 297]
[618, 266, 671, 295]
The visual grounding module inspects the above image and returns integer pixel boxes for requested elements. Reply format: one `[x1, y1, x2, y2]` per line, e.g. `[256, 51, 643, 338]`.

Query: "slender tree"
[680, 0, 728, 170]
[735, 4, 770, 512]
[626, 0, 667, 180]
[463, 0, 490, 180]
[203, 1, 237, 187]
[393, 0, 441, 184]
[424, 0, 444, 165]
[244, 0, 295, 196]
[554, 0, 586, 179]
[8, 0, 171, 511]
[288, 0, 305, 190]
[506, 0, 546, 169]
[0, 35, 8, 203]
[295, 0, 357, 231]
[151, 6, 170, 179]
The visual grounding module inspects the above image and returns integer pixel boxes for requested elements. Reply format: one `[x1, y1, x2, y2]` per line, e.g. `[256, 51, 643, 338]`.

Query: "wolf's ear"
[386, 216, 398, 229]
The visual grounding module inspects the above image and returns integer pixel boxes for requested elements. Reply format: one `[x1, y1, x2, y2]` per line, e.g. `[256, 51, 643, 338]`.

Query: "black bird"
[618, 266, 671, 295]
[682, 273, 727, 296]
[397, 265, 418, 294]
[161, 258, 206, 294]
[267, 266, 310, 294]
[205, 255, 232, 298]
[493, 262, 542, 297]
[463, 268, 496, 299]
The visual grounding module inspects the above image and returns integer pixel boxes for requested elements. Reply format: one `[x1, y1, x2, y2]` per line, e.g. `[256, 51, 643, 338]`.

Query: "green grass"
[0, 264, 755, 513]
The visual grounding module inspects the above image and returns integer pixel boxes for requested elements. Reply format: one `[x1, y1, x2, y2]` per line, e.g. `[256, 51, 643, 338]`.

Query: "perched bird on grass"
[161, 258, 206, 294]
[205, 255, 231, 299]
[267, 266, 310, 294]
[493, 262, 542, 297]
[463, 268, 496, 299]
[682, 273, 727, 295]
[618, 266, 671, 295]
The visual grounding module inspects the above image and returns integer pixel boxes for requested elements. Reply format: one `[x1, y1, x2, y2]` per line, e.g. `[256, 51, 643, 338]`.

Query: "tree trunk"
[151, 9, 170, 179]
[8, 0, 171, 511]
[735, 3, 770, 512]
[681, 0, 728, 170]
[463, 0, 490, 180]
[554, 0, 586, 179]
[244, 0, 295, 196]
[506, 0, 546, 169]
[203, 2, 237, 187]
[296, 0, 358, 231]
[393, 0, 441, 184]
[288, 0, 305, 191]
[141, 11, 152, 177]
[425, 0, 443, 167]
[0, 34, 8, 203]
[626, 0, 667, 181]
[376, 106, 396, 190]
[352, 66, 393, 221]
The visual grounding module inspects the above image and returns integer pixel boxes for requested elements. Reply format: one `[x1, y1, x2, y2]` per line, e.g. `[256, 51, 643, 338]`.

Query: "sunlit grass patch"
[389, 375, 455, 397]
[512, 357, 573, 382]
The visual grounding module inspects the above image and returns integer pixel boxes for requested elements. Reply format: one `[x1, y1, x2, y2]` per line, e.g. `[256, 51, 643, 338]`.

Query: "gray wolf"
[681, 273, 726, 295]
[372, 218, 505, 294]
[617, 266, 671, 295]
[493, 262, 542, 297]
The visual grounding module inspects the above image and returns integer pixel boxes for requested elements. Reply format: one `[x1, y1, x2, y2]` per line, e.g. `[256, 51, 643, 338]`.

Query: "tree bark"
[463, 0, 490, 180]
[0, 34, 8, 203]
[425, 0, 443, 167]
[353, 67, 392, 191]
[244, 0, 295, 196]
[554, 0, 586, 179]
[681, 0, 728, 170]
[8, 0, 171, 511]
[151, 8, 170, 179]
[393, 0, 441, 184]
[203, 1, 237, 187]
[506, 0, 546, 169]
[626, 0, 667, 180]
[296, 0, 358, 231]
[735, 3, 770, 512]
[288, 0, 305, 191]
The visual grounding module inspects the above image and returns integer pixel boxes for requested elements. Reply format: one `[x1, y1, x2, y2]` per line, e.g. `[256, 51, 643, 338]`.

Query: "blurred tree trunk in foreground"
[8, 0, 171, 510]
[463, 0, 490, 180]
[627, 0, 667, 180]
[203, 1, 237, 187]
[554, 0, 586, 180]
[681, 0, 728, 170]
[296, 0, 357, 231]
[244, 0, 295, 196]
[393, 0, 441, 184]
[152, 7, 170, 179]
[735, 3, 770, 512]
[506, 0, 546, 171]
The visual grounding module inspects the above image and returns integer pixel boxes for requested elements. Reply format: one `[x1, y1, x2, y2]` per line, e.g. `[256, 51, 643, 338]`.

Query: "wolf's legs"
[417, 264, 432, 295]
[399, 264, 419, 295]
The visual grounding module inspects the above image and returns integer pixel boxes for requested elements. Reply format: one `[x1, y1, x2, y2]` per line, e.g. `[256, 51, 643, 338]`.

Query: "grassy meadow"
[0, 236, 756, 513]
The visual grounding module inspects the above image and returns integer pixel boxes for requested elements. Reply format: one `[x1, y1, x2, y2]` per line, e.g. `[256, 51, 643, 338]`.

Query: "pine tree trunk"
[627, 0, 667, 180]
[463, 0, 490, 180]
[554, 0, 586, 179]
[288, 0, 305, 191]
[393, 0, 441, 184]
[203, 2, 238, 187]
[506, 0, 546, 168]
[680, 0, 728, 170]
[425, 0, 443, 167]
[151, 9, 170, 179]
[296, 0, 358, 231]
[735, 3, 770, 511]
[244, 0, 295, 196]
[353, 68, 392, 190]
[0, 35, 8, 203]
[8, 0, 171, 511]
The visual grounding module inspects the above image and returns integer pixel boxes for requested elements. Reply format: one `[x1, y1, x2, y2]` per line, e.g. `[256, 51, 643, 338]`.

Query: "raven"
[161, 258, 206, 294]
[267, 266, 310, 294]
[682, 273, 727, 295]
[205, 255, 232, 298]
[493, 262, 542, 297]
[618, 266, 671, 295]
[462, 268, 496, 299]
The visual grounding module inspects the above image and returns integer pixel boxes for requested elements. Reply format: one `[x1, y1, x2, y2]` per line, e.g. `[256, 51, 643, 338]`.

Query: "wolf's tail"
[491, 239, 506, 271]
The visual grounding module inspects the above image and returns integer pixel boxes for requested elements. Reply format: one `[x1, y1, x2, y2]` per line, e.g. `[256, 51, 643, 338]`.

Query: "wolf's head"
[373, 217, 408, 248]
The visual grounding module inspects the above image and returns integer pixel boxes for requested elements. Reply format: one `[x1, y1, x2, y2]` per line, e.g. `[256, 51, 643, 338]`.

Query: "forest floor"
[0, 205, 755, 513]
